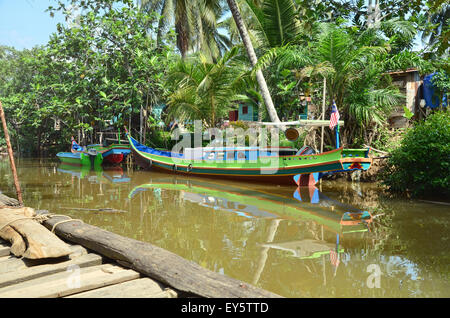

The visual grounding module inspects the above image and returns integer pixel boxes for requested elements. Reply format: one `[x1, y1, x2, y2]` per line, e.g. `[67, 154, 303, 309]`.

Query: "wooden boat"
[125, 129, 372, 185]
[56, 139, 103, 168]
[86, 143, 131, 165]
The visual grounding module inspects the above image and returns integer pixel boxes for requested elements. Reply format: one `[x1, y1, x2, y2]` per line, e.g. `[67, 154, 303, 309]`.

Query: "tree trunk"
[226, 0, 281, 126]
[139, 105, 143, 143]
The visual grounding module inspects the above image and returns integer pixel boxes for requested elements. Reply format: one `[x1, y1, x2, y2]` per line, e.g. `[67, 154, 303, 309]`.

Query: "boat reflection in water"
[130, 178, 372, 230]
[57, 164, 131, 184]
[57, 164, 376, 285]
[128, 177, 374, 260]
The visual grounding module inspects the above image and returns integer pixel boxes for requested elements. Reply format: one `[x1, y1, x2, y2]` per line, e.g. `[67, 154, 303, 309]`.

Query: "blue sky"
[0, 0, 424, 51]
[0, 0, 65, 49]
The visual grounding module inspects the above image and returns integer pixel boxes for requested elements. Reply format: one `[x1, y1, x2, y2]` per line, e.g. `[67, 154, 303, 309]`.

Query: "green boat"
[125, 129, 372, 185]
[56, 138, 103, 168]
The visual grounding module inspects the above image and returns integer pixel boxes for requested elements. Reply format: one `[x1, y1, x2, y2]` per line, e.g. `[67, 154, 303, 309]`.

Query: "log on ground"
[42, 215, 282, 298]
[0, 193, 19, 207]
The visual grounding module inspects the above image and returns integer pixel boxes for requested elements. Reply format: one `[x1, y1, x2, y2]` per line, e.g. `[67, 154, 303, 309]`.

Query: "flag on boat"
[329, 101, 340, 130]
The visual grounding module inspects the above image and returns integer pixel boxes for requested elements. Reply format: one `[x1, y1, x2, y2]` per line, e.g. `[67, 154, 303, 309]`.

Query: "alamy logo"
[170, 120, 281, 174]
[366, 264, 381, 288]
[66, 264, 81, 288]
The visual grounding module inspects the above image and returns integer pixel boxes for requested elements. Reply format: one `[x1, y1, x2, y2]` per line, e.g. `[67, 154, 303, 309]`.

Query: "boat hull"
[127, 136, 364, 185]
[87, 144, 131, 165]
[56, 151, 103, 168]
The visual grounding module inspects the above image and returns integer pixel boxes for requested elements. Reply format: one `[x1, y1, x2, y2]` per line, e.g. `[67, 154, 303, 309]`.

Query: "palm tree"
[421, 2, 449, 57]
[253, 23, 405, 146]
[166, 46, 249, 127]
[139, 0, 230, 61]
[244, 0, 301, 48]
[226, 0, 281, 124]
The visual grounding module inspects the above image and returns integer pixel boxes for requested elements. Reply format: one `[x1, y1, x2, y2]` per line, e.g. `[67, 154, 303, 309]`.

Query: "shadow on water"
[1, 158, 449, 298]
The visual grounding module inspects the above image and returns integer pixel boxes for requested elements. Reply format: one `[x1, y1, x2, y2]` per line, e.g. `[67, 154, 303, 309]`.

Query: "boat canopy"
[129, 132, 300, 160]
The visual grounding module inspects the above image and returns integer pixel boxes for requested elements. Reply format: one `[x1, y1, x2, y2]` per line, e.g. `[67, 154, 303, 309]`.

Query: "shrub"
[381, 110, 450, 198]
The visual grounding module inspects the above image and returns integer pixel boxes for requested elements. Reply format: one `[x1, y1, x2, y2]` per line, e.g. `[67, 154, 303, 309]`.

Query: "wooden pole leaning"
[0, 100, 23, 206]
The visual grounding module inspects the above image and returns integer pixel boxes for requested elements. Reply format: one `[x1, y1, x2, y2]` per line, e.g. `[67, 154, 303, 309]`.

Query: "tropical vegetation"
[381, 110, 450, 198]
[0, 0, 448, 196]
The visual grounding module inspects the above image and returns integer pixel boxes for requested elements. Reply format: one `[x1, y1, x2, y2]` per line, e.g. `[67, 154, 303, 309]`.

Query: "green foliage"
[251, 0, 300, 48]
[0, 0, 175, 156]
[381, 111, 450, 198]
[139, 0, 231, 61]
[166, 46, 250, 127]
[1, 0, 448, 158]
[431, 70, 450, 102]
[255, 22, 406, 146]
[229, 120, 250, 130]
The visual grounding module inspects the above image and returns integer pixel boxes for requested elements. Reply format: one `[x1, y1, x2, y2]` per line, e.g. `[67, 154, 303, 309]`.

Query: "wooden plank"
[0, 264, 140, 298]
[43, 215, 282, 298]
[0, 244, 90, 275]
[0, 253, 103, 288]
[0, 246, 9, 257]
[0, 207, 72, 259]
[67, 277, 177, 298]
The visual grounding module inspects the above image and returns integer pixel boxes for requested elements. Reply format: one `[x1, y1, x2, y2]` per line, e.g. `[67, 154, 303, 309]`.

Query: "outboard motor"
[87, 148, 98, 168]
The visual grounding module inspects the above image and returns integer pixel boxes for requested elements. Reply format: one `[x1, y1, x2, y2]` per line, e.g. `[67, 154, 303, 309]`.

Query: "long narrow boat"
[125, 130, 372, 185]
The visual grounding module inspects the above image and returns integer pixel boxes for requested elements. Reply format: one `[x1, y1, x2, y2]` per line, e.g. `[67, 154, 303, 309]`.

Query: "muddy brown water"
[1, 158, 449, 298]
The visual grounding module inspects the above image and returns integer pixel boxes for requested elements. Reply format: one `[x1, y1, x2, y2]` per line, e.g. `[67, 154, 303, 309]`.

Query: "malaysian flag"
[329, 101, 340, 130]
[330, 249, 340, 267]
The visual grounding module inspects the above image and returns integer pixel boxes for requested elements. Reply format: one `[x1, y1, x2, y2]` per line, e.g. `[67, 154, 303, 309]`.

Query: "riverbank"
[323, 157, 389, 183]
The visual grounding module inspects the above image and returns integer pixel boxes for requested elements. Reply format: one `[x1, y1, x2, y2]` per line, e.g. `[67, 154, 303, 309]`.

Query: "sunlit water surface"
[1, 158, 449, 298]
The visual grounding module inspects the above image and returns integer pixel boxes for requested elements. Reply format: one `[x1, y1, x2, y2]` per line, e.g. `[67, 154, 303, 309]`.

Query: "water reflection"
[129, 177, 373, 237]
[2, 158, 448, 298]
[57, 164, 131, 184]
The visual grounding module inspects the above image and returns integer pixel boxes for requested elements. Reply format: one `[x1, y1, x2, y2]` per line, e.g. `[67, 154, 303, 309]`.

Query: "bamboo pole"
[320, 78, 327, 186]
[0, 100, 23, 206]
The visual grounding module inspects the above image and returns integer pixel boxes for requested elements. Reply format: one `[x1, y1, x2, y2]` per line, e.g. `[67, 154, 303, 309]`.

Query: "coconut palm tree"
[243, 0, 301, 48]
[421, 2, 449, 57]
[253, 22, 406, 146]
[226, 0, 281, 124]
[139, 0, 230, 61]
[166, 46, 249, 127]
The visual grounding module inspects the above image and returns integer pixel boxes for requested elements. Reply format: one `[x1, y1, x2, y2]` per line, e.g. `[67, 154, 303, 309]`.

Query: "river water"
[1, 158, 449, 298]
